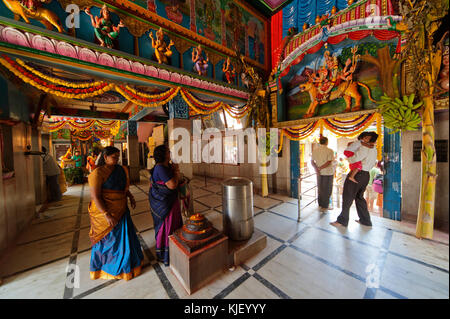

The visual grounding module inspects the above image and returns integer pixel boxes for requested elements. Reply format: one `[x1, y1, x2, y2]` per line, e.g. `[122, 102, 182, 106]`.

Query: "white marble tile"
[83, 266, 168, 299]
[193, 201, 209, 213]
[80, 214, 90, 228]
[131, 201, 150, 215]
[375, 290, 398, 299]
[225, 275, 281, 299]
[241, 237, 283, 270]
[16, 216, 77, 244]
[313, 210, 387, 248]
[71, 250, 108, 297]
[269, 202, 299, 220]
[78, 227, 92, 252]
[139, 229, 156, 254]
[0, 232, 73, 277]
[192, 188, 214, 199]
[291, 227, 379, 279]
[202, 184, 222, 194]
[253, 195, 282, 210]
[388, 232, 449, 271]
[133, 192, 148, 202]
[33, 208, 77, 224]
[131, 212, 154, 232]
[0, 257, 68, 299]
[268, 194, 297, 203]
[380, 254, 449, 299]
[254, 212, 302, 242]
[257, 247, 367, 298]
[195, 194, 223, 208]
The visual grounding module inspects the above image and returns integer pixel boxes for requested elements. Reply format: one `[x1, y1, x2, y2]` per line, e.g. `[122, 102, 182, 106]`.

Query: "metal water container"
[222, 177, 254, 241]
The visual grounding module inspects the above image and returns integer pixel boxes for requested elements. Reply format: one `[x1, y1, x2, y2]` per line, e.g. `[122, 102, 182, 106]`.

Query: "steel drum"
[222, 177, 254, 240]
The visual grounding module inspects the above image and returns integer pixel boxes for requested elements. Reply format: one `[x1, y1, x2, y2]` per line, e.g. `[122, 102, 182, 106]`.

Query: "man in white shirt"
[311, 136, 336, 212]
[330, 131, 379, 227]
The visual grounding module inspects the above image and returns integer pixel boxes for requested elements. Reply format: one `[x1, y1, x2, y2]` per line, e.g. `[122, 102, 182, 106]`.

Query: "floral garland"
[0, 55, 114, 99]
[16, 59, 105, 88]
[180, 88, 250, 119]
[115, 85, 180, 108]
[322, 114, 376, 138]
[1, 55, 250, 120]
[276, 113, 379, 152]
[47, 120, 122, 132]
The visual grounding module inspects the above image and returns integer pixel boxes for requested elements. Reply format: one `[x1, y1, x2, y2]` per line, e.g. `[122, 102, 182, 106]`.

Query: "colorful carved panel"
[282, 41, 397, 121]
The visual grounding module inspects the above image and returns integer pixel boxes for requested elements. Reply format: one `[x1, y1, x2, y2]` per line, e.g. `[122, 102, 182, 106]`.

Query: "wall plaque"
[413, 140, 448, 162]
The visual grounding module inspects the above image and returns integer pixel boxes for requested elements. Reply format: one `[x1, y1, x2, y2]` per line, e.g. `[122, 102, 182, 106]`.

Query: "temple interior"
[0, 0, 448, 299]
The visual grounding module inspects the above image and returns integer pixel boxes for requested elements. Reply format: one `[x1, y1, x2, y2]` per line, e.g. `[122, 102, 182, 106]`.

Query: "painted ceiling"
[243, 0, 293, 16]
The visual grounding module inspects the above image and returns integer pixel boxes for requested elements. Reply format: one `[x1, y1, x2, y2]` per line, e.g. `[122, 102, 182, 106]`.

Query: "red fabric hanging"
[271, 10, 283, 69]
[327, 34, 347, 44]
[348, 30, 372, 41]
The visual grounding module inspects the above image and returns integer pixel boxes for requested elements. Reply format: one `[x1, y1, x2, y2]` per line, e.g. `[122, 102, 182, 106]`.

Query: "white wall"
[401, 110, 449, 231]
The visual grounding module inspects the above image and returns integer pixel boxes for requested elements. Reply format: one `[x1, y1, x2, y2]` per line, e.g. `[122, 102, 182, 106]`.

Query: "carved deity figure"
[222, 57, 236, 84]
[2, 0, 64, 32]
[149, 27, 174, 64]
[192, 45, 209, 76]
[84, 5, 124, 49]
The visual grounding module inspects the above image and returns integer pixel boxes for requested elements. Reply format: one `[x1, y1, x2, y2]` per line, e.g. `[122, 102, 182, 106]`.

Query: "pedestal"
[227, 229, 267, 267]
[169, 232, 228, 295]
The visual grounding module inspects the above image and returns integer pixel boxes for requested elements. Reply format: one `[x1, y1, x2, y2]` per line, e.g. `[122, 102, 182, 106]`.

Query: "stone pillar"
[31, 128, 45, 205]
[127, 121, 140, 183]
[167, 95, 192, 179]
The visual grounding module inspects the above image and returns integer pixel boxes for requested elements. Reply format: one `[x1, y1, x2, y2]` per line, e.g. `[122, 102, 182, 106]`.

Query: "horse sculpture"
[299, 77, 376, 118]
[2, 0, 64, 33]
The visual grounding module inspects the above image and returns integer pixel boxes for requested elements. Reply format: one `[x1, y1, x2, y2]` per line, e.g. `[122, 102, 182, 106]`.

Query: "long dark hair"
[97, 146, 120, 166]
[150, 144, 169, 176]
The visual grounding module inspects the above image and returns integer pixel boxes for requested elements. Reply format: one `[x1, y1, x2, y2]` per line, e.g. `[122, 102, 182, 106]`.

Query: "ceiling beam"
[49, 107, 129, 120]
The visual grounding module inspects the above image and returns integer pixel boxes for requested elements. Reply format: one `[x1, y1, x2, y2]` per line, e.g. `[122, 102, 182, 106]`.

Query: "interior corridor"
[0, 173, 448, 299]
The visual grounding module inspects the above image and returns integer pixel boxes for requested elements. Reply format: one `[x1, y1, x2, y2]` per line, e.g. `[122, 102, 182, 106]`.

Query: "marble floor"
[0, 173, 448, 299]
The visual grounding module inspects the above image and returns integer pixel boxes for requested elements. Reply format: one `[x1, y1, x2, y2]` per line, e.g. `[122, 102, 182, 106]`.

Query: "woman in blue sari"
[148, 145, 183, 266]
[88, 146, 143, 280]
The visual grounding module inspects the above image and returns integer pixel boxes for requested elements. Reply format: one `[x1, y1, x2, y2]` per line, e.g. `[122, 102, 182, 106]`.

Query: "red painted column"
[270, 10, 283, 70]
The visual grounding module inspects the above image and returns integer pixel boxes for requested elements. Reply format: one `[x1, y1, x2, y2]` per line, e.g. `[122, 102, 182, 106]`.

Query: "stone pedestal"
[227, 229, 267, 267]
[169, 232, 228, 295]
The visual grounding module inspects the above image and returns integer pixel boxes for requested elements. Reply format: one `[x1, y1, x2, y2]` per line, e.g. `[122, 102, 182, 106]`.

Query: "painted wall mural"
[283, 40, 397, 121]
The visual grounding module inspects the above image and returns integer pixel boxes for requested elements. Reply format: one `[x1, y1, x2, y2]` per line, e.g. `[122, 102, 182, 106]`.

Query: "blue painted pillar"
[383, 128, 402, 220]
[168, 94, 189, 119]
[290, 140, 300, 198]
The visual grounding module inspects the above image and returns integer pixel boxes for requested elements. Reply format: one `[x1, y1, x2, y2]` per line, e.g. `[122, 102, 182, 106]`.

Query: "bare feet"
[330, 221, 345, 227]
[349, 177, 358, 183]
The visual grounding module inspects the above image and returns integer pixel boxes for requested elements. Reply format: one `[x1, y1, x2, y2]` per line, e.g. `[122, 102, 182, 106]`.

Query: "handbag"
[372, 177, 383, 194]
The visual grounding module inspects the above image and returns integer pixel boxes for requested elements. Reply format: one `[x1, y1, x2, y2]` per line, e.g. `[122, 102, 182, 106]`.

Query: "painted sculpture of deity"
[298, 45, 374, 118]
[149, 27, 174, 64]
[222, 57, 236, 84]
[84, 5, 124, 49]
[192, 45, 209, 76]
[309, 46, 342, 101]
[2, 0, 64, 32]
